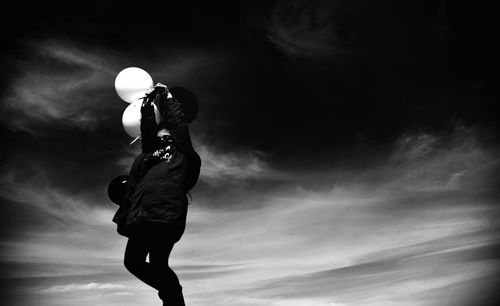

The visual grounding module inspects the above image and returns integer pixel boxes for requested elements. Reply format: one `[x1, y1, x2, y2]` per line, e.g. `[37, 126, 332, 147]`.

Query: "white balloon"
[115, 67, 154, 103]
[122, 101, 161, 138]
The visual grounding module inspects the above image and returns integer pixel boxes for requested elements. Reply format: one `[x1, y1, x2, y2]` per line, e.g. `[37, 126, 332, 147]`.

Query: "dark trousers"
[123, 224, 185, 305]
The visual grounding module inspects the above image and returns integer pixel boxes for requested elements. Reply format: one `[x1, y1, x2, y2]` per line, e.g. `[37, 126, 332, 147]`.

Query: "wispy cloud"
[266, 0, 362, 59]
[38, 40, 115, 72]
[1, 166, 110, 230]
[39, 282, 127, 294]
[0, 40, 119, 134]
[196, 143, 270, 182]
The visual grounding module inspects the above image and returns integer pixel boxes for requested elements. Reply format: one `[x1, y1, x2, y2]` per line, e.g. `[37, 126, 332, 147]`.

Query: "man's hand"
[142, 87, 155, 106]
[153, 83, 168, 95]
[141, 83, 169, 117]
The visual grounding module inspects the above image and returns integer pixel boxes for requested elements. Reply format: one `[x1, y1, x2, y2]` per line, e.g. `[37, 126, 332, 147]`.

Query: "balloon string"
[129, 135, 141, 145]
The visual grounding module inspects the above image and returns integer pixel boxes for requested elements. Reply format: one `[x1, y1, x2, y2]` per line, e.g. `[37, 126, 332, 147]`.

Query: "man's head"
[157, 121, 172, 146]
[157, 128, 171, 138]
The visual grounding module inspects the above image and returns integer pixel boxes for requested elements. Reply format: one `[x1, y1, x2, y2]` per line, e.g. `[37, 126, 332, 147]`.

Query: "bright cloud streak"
[196, 143, 270, 182]
[39, 282, 127, 294]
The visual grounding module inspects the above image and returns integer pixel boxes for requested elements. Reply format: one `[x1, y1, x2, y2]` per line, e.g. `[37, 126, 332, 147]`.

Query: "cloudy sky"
[1, 1, 499, 305]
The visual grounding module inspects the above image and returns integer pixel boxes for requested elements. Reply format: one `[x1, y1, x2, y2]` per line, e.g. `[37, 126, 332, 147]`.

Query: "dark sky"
[3, 0, 498, 150]
[1, 1, 499, 305]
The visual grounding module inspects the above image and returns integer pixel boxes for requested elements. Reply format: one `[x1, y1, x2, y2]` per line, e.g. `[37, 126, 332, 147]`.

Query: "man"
[113, 83, 201, 305]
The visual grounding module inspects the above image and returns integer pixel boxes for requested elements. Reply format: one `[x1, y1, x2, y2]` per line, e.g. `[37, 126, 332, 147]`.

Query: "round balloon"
[115, 67, 154, 103]
[122, 100, 161, 138]
[108, 175, 129, 205]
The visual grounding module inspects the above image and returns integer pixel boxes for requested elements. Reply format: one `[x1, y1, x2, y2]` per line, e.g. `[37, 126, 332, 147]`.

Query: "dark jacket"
[112, 93, 201, 239]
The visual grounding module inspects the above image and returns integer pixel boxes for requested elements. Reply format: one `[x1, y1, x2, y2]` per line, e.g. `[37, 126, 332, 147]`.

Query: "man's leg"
[124, 237, 161, 290]
[150, 240, 185, 306]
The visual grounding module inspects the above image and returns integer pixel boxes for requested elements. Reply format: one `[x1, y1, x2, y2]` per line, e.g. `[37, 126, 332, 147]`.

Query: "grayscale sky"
[1, 1, 499, 305]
